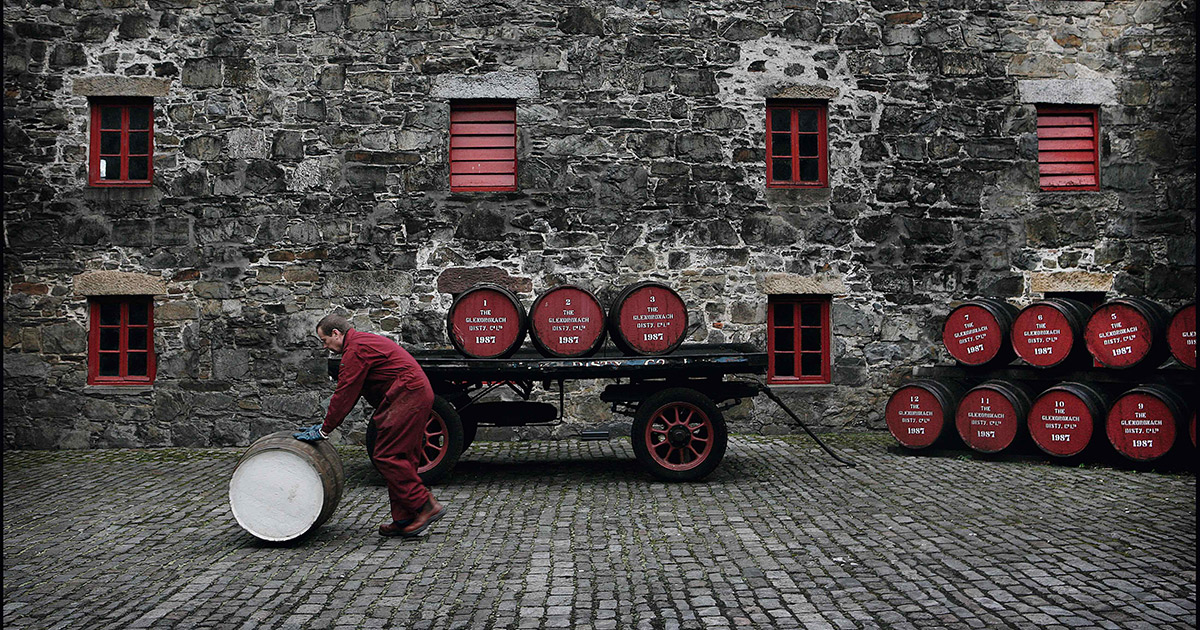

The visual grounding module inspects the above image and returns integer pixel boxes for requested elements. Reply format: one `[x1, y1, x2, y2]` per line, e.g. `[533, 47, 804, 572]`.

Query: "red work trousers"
[371, 378, 434, 522]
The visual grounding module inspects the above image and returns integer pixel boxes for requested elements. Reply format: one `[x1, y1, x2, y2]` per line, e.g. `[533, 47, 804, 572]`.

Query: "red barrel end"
[1166, 303, 1196, 368]
[1106, 390, 1179, 462]
[1084, 301, 1159, 368]
[529, 285, 607, 358]
[1028, 386, 1101, 458]
[1012, 303, 1076, 367]
[943, 303, 1008, 366]
[609, 282, 688, 356]
[446, 284, 527, 358]
[955, 383, 1026, 453]
[885, 384, 951, 449]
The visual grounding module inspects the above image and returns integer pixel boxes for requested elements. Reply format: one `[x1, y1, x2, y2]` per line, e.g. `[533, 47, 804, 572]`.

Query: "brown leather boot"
[399, 498, 445, 537]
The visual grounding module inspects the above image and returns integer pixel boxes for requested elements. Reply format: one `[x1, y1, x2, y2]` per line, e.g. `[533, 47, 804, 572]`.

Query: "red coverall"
[320, 329, 434, 522]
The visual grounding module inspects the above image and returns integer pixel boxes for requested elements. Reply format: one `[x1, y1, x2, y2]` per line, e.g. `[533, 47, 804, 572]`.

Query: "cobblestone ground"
[4, 433, 1196, 630]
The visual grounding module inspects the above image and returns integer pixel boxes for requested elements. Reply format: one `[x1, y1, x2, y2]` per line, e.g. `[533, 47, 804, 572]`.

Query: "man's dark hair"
[316, 313, 352, 336]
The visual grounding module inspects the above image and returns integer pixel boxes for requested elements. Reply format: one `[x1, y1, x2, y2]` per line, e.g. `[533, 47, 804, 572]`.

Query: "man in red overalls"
[295, 313, 446, 537]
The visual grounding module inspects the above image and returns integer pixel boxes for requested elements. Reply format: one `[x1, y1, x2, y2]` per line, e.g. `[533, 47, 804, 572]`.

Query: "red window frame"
[89, 97, 154, 187]
[766, 101, 828, 188]
[88, 297, 156, 385]
[767, 296, 831, 384]
[1036, 106, 1099, 191]
[449, 100, 517, 192]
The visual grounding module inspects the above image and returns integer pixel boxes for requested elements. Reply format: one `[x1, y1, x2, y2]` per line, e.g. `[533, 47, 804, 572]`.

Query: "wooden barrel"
[607, 281, 689, 356]
[1166, 302, 1196, 368]
[1084, 297, 1170, 369]
[1027, 382, 1110, 458]
[1105, 384, 1190, 462]
[1011, 298, 1091, 368]
[884, 379, 965, 449]
[528, 284, 607, 358]
[954, 380, 1032, 453]
[941, 299, 1019, 366]
[229, 431, 345, 542]
[446, 283, 528, 359]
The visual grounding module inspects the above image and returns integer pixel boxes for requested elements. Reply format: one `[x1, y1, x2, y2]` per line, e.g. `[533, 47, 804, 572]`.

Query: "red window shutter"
[450, 103, 517, 192]
[1037, 107, 1098, 191]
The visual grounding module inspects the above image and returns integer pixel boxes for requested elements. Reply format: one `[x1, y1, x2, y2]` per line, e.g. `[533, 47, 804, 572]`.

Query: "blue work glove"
[293, 424, 328, 442]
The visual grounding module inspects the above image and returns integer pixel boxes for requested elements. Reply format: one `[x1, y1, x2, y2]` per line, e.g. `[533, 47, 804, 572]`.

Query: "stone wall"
[3, 0, 1195, 448]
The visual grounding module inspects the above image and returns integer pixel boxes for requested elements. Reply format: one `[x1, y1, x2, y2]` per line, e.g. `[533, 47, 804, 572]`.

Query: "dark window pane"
[798, 159, 819, 182]
[101, 131, 121, 155]
[129, 107, 150, 130]
[773, 303, 794, 328]
[771, 158, 792, 181]
[801, 327, 822, 351]
[770, 109, 790, 132]
[797, 109, 818, 132]
[797, 134, 818, 157]
[774, 353, 795, 377]
[775, 331, 795, 352]
[128, 300, 149, 325]
[99, 353, 120, 376]
[128, 352, 148, 376]
[801, 303, 821, 326]
[128, 157, 149, 180]
[100, 107, 122, 129]
[128, 328, 147, 350]
[800, 353, 822, 376]
[101, 156, 121, 179]
[129, 132, 149, 155]
[771, 133, 792, 157]
[100, 328, 120, 351]
[100, 302, 121, 326]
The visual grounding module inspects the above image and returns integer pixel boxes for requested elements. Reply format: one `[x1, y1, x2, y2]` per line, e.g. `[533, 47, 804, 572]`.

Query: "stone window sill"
[84, 385, 154, 395]
[766, 384, 836, 392]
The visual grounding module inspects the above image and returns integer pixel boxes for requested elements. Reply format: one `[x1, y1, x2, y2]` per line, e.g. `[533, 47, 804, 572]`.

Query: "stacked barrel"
[888, 297, 1195, 464]
[445, 281, 689, 359]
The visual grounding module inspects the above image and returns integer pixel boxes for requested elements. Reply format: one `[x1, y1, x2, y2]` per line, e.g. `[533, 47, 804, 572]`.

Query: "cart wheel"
[632, 387, 727, 481]
[366, 395, 463, 485]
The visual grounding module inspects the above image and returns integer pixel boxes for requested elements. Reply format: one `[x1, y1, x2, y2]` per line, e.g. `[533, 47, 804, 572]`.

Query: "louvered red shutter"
[449, 103, 517, 192]
[1037, 107, 1099, 191]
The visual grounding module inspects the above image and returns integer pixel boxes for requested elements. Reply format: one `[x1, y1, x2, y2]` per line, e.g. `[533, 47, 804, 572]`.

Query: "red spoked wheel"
[366, 395, 463, 485]
[632, 388, 727, 481]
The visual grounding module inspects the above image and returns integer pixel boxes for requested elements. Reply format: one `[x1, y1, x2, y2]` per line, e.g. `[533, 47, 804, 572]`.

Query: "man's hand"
[293, 424, 328, 442]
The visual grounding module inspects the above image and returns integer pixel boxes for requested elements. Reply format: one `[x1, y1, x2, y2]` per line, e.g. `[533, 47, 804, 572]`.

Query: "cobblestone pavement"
[4, 433, 1196, 630]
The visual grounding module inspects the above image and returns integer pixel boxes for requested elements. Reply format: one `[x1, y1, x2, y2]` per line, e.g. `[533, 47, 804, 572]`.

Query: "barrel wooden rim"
[528, 285, 607, 358]
[608, 282, 688, 356]
[446, 283, 528, 359]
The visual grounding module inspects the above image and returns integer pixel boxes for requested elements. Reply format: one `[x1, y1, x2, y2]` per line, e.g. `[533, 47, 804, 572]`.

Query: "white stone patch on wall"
[1030, 271, 1114, 294]
[322, 271, 414, 298]
[227, 128, 269, 159]
[758, 273, 848, 295]
[74, 271, 167, 296]
[430, 71, 540, 99]
[1017, 77, 1118, 104]
[71, 76, 171, 97]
